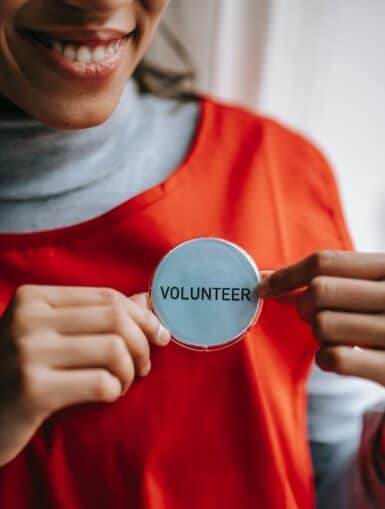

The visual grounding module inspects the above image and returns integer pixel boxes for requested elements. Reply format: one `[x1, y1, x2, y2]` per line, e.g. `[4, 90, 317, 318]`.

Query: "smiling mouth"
[17, 28, 133, 65]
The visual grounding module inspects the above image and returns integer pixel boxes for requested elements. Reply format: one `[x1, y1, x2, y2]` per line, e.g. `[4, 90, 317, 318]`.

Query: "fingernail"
[158, 324, 171, 345]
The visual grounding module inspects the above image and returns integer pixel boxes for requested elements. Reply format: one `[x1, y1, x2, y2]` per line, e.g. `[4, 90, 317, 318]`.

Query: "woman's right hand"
[0, 284, 170, 467]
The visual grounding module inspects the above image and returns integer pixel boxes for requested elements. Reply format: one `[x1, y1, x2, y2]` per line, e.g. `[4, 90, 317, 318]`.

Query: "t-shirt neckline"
[0, 96, 209, 251]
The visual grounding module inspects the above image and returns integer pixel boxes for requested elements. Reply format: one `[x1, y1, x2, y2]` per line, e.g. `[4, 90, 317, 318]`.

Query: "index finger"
[21, 285, 132, 308]
[257, 251, 385, 297]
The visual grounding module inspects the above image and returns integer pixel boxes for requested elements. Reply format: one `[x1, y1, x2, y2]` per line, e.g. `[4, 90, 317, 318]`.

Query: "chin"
[25, 91, 122, 130]
[46, 109, 116, 131]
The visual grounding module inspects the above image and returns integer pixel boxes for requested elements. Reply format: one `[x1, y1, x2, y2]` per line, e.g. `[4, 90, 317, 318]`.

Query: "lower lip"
[18, 31, 130, 81]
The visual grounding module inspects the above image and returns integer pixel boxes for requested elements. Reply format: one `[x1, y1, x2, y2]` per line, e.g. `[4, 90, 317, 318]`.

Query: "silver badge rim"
[149, 237, 264, 351]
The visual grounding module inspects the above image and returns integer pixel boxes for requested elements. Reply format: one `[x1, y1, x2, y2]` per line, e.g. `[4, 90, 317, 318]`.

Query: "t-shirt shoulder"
[204, 95, 333, 185]
[204, 96, 353, 250]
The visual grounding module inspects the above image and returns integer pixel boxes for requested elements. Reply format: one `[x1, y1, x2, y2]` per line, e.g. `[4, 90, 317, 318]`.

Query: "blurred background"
[150, 0, 385, 252]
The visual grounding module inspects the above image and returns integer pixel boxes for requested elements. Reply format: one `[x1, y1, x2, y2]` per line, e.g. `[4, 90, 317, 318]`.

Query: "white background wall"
[160, 0, 385, 252]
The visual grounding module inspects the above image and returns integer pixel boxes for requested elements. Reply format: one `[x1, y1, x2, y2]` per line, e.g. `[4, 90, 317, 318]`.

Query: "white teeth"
[92, 46, 106, 63]
[50, 39, 122, 63]
[77, 46, 92, 63]
[63, 44, 76, 61]
[106, 42, 116, 57]
[52, 41, 63, 54]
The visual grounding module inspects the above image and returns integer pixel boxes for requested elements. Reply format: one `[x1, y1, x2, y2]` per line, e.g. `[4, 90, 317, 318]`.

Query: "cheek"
[134, 0, 167, 47]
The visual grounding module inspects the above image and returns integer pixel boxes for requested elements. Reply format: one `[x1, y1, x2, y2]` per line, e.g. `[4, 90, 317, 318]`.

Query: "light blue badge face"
[150, 238, 262, 350]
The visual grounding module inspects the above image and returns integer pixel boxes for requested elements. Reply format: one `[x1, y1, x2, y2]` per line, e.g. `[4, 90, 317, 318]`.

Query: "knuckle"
[10, 305, 52, 342]
[9, 305, 36, 337]
[107, 308, 151, 368]
[106, 336, 127, 366]
[309, 277, 327, 305]
[100, 288, 124, 306]
[105, 337, 136, 388]
[124, 360, 136, 387]
[92, 371, 115, 400]
[311, 250, 338, 275]
[313, 311, 331, 342]
[13, 285, 37, 306]
[108, 303, 128, 332]
[131, 339, 150, 367]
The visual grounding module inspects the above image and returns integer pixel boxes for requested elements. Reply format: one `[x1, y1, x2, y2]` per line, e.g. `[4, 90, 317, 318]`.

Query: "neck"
[0, 80, 141, 200]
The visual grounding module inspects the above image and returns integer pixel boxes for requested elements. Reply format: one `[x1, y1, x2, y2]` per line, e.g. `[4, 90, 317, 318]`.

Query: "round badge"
[149, 238, 263, 351]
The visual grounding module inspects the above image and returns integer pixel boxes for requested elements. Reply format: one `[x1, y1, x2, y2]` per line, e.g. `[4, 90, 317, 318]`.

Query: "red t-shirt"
[0, 97, 352, 509]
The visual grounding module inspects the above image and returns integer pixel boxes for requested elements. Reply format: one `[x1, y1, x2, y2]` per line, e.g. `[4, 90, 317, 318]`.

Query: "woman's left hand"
[257, 251, 385, 386]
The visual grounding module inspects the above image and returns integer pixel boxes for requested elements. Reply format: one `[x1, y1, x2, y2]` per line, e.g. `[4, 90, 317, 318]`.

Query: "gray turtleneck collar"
[0, 80, 199, 232]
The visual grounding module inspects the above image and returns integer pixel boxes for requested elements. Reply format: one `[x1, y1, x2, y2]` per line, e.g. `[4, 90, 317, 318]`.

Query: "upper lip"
[19, 27, 133, 43]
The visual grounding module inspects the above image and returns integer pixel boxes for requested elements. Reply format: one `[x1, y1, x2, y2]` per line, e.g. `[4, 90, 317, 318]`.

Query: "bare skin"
[0, 0, 169, 128]
[0, 286, 170, 466]
[258, 251, 385, 386]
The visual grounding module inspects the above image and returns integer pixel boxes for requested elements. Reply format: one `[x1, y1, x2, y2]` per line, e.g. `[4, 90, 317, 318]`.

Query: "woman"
[0, 1, 384, 508]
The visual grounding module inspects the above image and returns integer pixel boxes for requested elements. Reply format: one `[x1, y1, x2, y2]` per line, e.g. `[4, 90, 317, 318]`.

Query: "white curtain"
[159, 0, 385, 252]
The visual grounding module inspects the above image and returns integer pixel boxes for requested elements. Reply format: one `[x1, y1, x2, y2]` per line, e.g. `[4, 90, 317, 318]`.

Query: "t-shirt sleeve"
[312, 147, 354, 251]
[267, 117, 354, 255]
